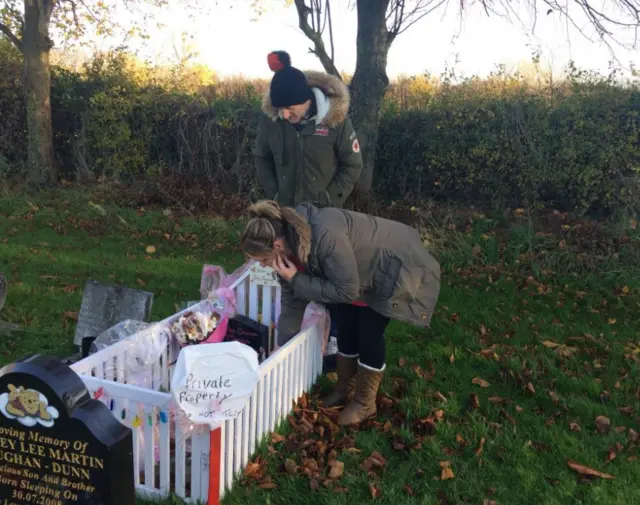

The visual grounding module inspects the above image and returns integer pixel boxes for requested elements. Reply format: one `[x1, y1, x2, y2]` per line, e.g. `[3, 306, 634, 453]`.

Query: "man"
[254, 50, 363, 208]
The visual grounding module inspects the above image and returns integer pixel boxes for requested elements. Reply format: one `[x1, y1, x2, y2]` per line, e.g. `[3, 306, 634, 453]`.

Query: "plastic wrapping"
[88, 321, 170, 386]
[200, 262, 251, 300]
[302, 302, 330, 355]
[90, 320, 151, 354]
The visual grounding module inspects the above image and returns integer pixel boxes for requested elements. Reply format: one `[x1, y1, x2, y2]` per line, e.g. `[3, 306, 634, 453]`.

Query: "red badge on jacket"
[315, 126, 329, 136]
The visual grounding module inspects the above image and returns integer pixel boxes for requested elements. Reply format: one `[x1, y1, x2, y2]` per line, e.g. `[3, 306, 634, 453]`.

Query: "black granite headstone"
[73, 280, 153, 347]
[0, 355, 134, 505]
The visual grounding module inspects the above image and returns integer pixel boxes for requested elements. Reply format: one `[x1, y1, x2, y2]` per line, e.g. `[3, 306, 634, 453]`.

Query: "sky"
[84, 0, 640, 80]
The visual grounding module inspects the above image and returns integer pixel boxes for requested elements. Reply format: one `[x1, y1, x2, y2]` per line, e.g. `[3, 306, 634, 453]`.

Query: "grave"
[73, 280, 154, 348]
[0, 354, 135, 505]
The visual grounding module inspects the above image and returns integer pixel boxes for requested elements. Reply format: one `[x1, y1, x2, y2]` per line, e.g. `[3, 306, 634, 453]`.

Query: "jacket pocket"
[372, 255, 402, 299]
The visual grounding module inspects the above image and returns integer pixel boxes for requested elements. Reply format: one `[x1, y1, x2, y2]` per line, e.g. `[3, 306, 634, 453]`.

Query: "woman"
[241, 200, 441, 425]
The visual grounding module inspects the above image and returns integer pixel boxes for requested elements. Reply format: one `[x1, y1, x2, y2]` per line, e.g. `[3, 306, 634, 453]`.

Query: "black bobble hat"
[267, 51, 313, 108]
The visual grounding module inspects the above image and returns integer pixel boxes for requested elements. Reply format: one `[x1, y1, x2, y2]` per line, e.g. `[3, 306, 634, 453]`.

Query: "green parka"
[276, 203, 442, 345]
[254, 71, 363, 208]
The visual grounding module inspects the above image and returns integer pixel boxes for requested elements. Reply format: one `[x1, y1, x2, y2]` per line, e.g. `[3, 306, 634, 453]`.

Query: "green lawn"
[1, 187, 639, 505]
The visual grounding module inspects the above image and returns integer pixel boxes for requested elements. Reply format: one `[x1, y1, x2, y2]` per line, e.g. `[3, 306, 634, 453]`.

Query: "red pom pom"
[268, 52, 284, 72]
[267, 51, 291, 72]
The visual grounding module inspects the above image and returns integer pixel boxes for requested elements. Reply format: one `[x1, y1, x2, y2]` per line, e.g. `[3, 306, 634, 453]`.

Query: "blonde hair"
[241, 200, 311, 264]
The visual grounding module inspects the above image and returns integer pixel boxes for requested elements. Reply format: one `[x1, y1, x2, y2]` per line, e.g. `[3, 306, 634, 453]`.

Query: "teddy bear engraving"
[6, 384, 52, 421]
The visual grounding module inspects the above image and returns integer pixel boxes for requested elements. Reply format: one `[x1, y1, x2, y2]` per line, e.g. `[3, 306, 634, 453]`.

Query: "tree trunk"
[349, 0, 392, 199]
[23, 0, 56, 186]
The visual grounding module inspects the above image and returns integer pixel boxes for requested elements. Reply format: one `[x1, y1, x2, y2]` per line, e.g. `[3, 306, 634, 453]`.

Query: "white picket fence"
[70, 268, 323, 503]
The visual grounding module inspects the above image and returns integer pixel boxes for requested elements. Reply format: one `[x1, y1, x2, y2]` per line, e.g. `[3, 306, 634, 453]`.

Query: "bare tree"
[292, 0, 640, 197]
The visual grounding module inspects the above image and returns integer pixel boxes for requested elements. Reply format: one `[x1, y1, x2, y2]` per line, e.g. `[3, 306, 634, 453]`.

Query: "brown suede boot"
[320, 354, 358, 408]
[338, 363, 385, 425]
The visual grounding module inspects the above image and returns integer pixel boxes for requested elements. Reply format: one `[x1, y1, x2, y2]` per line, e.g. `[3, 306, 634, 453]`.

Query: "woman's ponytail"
[241, 200, 311, 264]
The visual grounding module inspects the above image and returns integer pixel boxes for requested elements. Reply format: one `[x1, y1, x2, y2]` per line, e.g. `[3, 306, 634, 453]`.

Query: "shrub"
[0, 46, 638, 215]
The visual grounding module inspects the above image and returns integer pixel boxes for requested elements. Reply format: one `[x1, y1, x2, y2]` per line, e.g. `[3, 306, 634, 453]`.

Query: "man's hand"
[272, 255, 298, 283]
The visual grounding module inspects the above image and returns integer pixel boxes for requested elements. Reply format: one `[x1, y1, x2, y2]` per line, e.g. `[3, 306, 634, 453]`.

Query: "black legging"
[328, 304, 389, 370]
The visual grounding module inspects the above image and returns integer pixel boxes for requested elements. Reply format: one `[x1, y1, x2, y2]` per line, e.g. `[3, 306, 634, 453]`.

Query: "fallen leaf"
[62, 284, 79, 293]
[328, 461, 344, 479]
[488, 396, 509, 405]
[434, 409, 445, 422]
[483, 500, 498, 505]
[549, 391, 560, 404]
[404, 484, 415, 496]
[271, 433, 285, 444]
[136, 278, 146, 287]
[361, 452, 387, 472]
[628, 429, 638, 443]
[303, 458, 319, 473]
[441, 467, 455, 480]
[606, 450, 616, 463]
[569, 421, 581, 432]
[284, 458, 298, 475]
[439, 460, 451, 468]
[244, 462, 261, 478]
[449, 354, 455, 364]
[526, 382, 536, 394]
[435, 391, 448, 402]
[309, 479, 319, 491]
[369, 483, 381, 499]
[474, 437, 486, 456]
[456, 434, 468, 447]
[618, 406, 634, 416]
[63, 311, 79, 321]
[145, 245, 157, 254]
[595, 416, 611, 434]
[472, 377, 490, 388]
[567, 459, 615, 480]
[398, 357, 407, 366]
[258, 481, 278, 489]
[468, 393, 481, 411]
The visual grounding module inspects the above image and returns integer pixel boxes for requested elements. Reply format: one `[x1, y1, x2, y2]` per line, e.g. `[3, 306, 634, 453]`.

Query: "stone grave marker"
[0, 272, 20, 336]
[0, 272, 6, 312]
[73, 280, 153, 348]
[0, 354, 134, 505]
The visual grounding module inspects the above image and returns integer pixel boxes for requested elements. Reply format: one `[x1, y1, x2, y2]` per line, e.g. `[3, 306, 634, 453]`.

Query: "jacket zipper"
[296, 131, 303, 204]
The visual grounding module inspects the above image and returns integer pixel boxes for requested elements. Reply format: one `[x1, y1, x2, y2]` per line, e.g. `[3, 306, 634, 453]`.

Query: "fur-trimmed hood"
[284, 202, 316, 266]
[262, 71, 350, 128]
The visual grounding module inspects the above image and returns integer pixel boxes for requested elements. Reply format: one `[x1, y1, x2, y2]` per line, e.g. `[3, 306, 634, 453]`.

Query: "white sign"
[170, 341, 259, 428]
[249, 263, 280, 287]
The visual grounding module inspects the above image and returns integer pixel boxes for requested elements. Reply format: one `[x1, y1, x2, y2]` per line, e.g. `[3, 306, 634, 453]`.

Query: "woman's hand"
[272, 255, 298, 283]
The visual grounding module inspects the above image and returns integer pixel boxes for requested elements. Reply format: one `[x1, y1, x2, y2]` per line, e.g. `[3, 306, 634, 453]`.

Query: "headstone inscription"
[0, 355, 134, 505]
[73, 280, 153, 347]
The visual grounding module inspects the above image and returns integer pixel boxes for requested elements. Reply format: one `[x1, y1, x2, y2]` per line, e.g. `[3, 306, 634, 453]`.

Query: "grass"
[1, 187, 639, 505]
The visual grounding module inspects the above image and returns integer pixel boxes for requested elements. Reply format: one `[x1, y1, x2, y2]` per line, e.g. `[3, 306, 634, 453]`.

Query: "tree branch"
[293, 0, 342, 78]
[0, 21, 21, 51]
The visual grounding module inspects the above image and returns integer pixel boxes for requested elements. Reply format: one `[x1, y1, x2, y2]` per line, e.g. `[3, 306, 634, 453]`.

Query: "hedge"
[1, 42, 639, 214]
